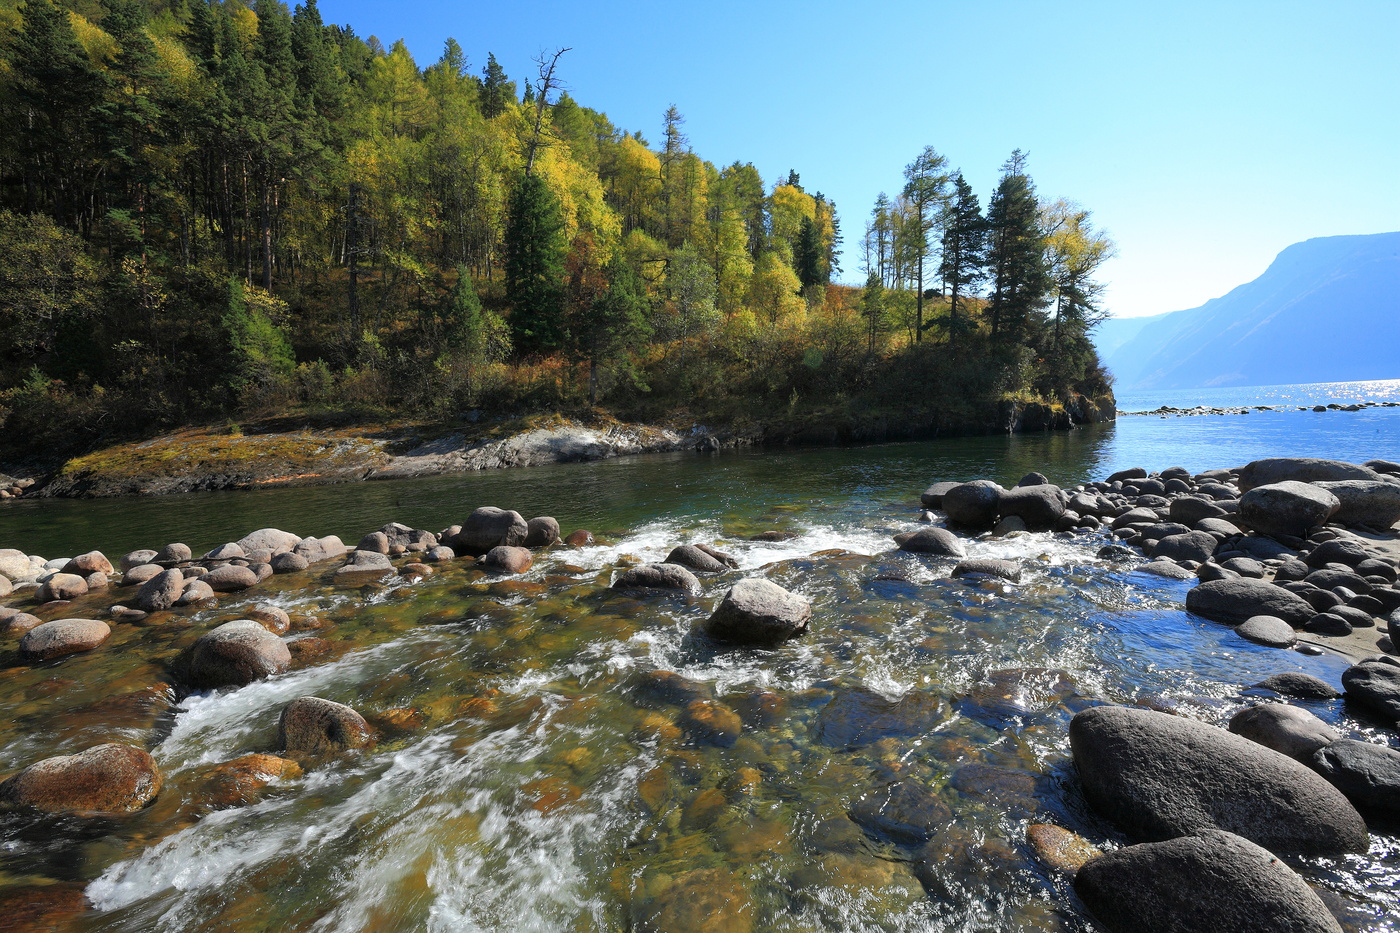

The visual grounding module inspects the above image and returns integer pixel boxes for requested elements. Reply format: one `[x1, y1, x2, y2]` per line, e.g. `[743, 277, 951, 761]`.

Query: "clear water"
[1114, 377, 1400, 412]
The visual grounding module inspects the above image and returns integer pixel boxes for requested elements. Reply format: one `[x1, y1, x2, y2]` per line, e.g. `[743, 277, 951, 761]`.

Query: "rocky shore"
[1121, 400, 1399, 417]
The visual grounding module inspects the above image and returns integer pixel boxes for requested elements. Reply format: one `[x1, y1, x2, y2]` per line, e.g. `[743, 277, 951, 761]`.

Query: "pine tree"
[900, 146, 950, 342]
[480, 53, 512, 118]
[794, 215, 826, 291]
[937, 173, 986, 345]
[860, 271, 886, 354]
[985, 150, 1049, 352]
[504, 173, 567, 353]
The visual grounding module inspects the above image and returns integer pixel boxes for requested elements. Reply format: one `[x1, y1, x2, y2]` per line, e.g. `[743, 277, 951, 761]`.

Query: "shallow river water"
[1, 402, 1399, 932]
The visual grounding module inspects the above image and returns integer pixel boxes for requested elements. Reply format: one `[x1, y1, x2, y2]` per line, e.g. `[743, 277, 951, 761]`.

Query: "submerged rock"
[612, 563, 701, 596]
[849, 780, 952, 844]
[703, 578, 811, 646]
[893, 527, 966, 557]
[178, 620, 291, 689]
[1026, 824, 1100, 875]
[0, 744, 161, 814]
[1228, 704, 1339, 761]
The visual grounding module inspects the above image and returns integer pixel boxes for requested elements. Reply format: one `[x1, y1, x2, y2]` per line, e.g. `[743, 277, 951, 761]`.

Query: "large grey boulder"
[203, 564, 259, 592]
[920, 481, 960, 508]
[1237, 457, 1380, 492]
[664, 544, 729, 574]
[1239, 482, 1340, 538]
[703, 578, 811, 647]
[1074, 830, 1343, 933]
[178, 620, 291, 689]
[1185, 578, 1314, 627]
[612, 563, 701, 596]
[449, 507, 528, 555]
[893, 527, 966, 557]
[133, 568, 185, 612]
[19, 619, 111, 662]
[1303, 538, 1373, 568]
[1342, 658, 1400, 721]
[1069, 705, 1368, 856]
[1311, 739, 1400, 820]
[1313, 480, 1400, 530]
[1152, 531, 1217, 564]
[234, 528, 301, 554]
[941, 480, 1002, 528]
[1228, 704, 1340, 761]
[997, 484, 1065, 529]
[38, 572, 87, 602]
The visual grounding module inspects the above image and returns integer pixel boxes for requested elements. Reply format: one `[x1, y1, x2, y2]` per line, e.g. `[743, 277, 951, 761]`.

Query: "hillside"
[1099, 232, 1400, 390]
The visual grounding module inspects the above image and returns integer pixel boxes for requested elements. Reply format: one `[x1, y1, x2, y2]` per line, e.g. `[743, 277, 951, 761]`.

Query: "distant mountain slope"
[1098, 232, 1400, 390]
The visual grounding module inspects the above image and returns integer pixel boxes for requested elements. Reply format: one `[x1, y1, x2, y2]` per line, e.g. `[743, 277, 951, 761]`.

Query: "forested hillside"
[0, 0, 1114, 464]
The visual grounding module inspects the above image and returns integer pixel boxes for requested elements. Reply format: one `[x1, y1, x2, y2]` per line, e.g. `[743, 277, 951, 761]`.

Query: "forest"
[0, 0, 1115, 464]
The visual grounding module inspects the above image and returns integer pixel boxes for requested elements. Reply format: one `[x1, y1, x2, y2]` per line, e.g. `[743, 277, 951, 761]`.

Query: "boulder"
[424, 546, 455, 562]
[1169, 496, 1228, 526]
[450, 507, 529, 555]
[1342, 658, 1400, 721]
[0, 744, 162, 814]
[62, 551, 114, 577]
[1237, 457, 1380, 492]
[1228, 704, 1340, 760]
[564, 530, 594, 547]
[278, 697, 373, 756]
[0, 549, 30, 581]
[334, 550, 393, 577]
[612, 563, 701, 596]
[941, 480, 1002, 528]
[664, 545, 729, 574]
[893, 527, 966, 557]
[1152, 531, 1218, 564]
[292, 535, 345, 563]
[1137, 560, 1197, 580]
[997, 484, 1066, 529]
[133, 568, 185, 612]
[991, 515, 1028, 536]
[703, 578, 811, 647]
[1311, 739, 1400, 820]
[694, 543, 739, 569]
[1304, 538, 1374, 568]
[1234, 615, 1297, 648]
[1185, 578, 1314, 627]
[178, 619, 291, 689]
[1107, 467, 1148, 483]
[38, 573, 87, 602]
[478, 546, 533, 574]
[203, 543, 246, 561]
[1250, 672, 1340, 699]
[950, 558, 1022, 583]
[203, 564, 259, 592]
[920, 481, 960, 508]
[19, 619, 111, 661]
[246, 605, 291, 635]
[0, 609, 43, 637]
[1239, 482, 1340, 539]
[122, 564, 164, 587]
[1074, 830, 1344, 933]
[524, 517, 561, 548]
[270, 551, 309, 574]
[235, 528, 301, 554]
[153, 543, 192, 563]
[1026, 823, 1101, 875]
[356, 531, 390, 554]
[0, 574, 10, 598]
[1069, 705, 1367, 855]
[176, 579, 215, 606]
[849, 781, 952, 844]
[120, 549, 157, 572]
[1313, 480, 1400, 530]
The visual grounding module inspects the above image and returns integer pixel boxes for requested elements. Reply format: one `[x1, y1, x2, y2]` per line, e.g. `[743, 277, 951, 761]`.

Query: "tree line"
[0, 0, 1111, 462]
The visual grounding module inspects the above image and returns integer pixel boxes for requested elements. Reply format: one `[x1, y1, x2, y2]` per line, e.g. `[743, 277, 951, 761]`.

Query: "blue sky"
[320, 0, 1399, 319]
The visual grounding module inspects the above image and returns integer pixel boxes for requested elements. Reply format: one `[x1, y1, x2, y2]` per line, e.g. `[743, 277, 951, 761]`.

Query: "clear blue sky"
[320, 0, 1399, 319]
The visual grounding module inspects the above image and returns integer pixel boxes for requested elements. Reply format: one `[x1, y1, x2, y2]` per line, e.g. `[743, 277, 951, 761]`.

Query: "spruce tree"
[937, 173, 986, 345]
[794, 215, 826, 291]
[900, 146, 950, 342]
[504, 173, 567, 353]
[575, 258, 651, 405]
[985, 150, 1049, 352]
[480, 53, 512, 118]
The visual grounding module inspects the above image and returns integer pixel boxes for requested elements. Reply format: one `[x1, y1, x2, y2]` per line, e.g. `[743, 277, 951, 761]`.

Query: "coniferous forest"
[0, 0, 1116, 464]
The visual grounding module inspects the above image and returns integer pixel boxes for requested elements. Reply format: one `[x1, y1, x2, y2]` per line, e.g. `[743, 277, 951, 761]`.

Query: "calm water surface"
[0, 384, 1396, 932]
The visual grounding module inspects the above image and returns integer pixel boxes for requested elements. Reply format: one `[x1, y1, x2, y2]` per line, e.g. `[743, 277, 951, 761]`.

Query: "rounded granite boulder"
[0, 744, 162, 814]
[703, 578, 811, 647]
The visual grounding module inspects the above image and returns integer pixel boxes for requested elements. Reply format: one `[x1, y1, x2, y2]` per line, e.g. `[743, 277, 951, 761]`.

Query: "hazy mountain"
[1097, 232, 1400, 390]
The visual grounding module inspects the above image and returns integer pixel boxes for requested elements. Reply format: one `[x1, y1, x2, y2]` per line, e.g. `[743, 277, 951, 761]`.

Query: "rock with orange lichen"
[0, 744, 161, 814]
[1027, 823, 1102, 874]
[200, 754, 303, 810]
[678, 700, 742, 748]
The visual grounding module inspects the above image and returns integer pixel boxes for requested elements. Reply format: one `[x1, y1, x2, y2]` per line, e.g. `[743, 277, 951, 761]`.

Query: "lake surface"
[0, 382, 1398, 932]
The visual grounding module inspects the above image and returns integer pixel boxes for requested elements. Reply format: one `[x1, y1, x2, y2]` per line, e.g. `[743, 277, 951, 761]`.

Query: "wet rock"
[1234, 615, 1297, 647]
[524, 516, 561, 548]
[748, 530, 798, 542]
[200, 753, 302, 810]
[632, 867, 753, 933]
[38, 573, 87, 602]
[612, 563, 701, 596]
[1342, 658, 1400, 721]
[203, 542, 246, 561]
[18, 619, 111, 661]
[478, 546, 533, 574]
[278, 697, 373, 756]
[400, 562, 432, 579]
[1250, 672, 1340, 699]
[991, 514, 1028, 535]
[122, 563, 164, 586]
[677, 699, 742, 747]
[633, 670, 712, 707]
[334, 550, 393, 577]
[695, 543, 740, 568]
[1097, 544, 1138, 562]
[270, 551, 309, 574]
[62, 551, 113, 577]
[703, 578, 810, 646]
[941, 480, 1002, 528]
[1313, 480, 1400, 530]
[1074, 830, 1344, 933]
[1185, 578, 1314, 626]
[154, 542, 192, 563]
[246, 605, 291, 635]
[997, 483, 1066, 529]
[816, 687, 946, 749]
[893, 527, 966, 557]
[0, 608, 43, 637]
[450, 506, 529, 555]
[920, 481, 960, 508]
[1228, 704, 1340, 761]
[176, 579, 215, 606]
[665, 544, 729, 574]
[1069, 705, 1367, 856]
[950, 558, 1022, 582]
[1237, 457, 1380, 491]
[203, 564, 259, 592]
[133, 568, 184, 612]
[564, 530, 594, 546]
[0, 744, 161, 814]
[178, 619, 291, 689]
[1138, 560, 1196, 579]
[849, 780, 952, 844]
[1239, 482, 1340, 539]
[1153, 531, 1218, 564]
[1027, 823, 1101, 875]
[1310, 739, 1400, 820]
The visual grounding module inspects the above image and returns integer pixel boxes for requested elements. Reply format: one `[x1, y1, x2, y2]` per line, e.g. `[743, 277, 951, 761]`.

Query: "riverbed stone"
[0, 744, 162, 814]
[920, 481, 960, 508]
[816, 687, 946, 749]
[941, 480, 1002, 528]
[19, 619, 111, 661]
[278, 697, 373, 756]
[0, 574, 10, 598]
[122, 563, 163, 586]
[38, 573, 88, 602]
[564, 530, 594, 546]
[203, 564, 259, 592]
[1228, 704, 1340, 760]
[893, 527, 966, 557]
[1074, 830, 1344, 933]
[1234, 615, 1297, 647]
[1027, 824, 1101, 875]
[423, 545, 455, 562]
[997, 484, 1066, 529]
[1314, 480, 1400, 530]
[179, 619, 291, 689]
[1185, 578, 1314, 626]
[176, 579, 215, 605]
[235, 528, 301, 554]
[1237, 457, 1380, 491]
[1250, 672, 1340, 699]
[200, 753, 302, 810]
[1137, 560, 1197, 580]
[0, 609, 43, 636]
[246, 605, 291, 635]
[665, 544, 729, 574]
[703, 578, 811, 646]
[613, 563, 701, 596]
[1239, 482, 1340, 539]
[950, 558, 1022, 582]
[1342, 658, 1400, 721]
[677, 699, 742, 747]
[62, 551, 114, 577]
[119, 549, 158, 572]
[356, 531, 390, 554]
[1152, 531, 1218, 564]
[1305, 612, 1352, 636]
[1305, 538, 1374, 568]
[849, 780, 952, 845]
[335, 550, 393, 577]
[1069, 705, 1368, 855]
[450, 507, 529, 555]
[133, 568, 184, 611]
[1310, 739, 1400, 820]
[524, 517, 561, 548]
[203, 542, 246, 562]
[0, 549, 29, 581]
[478, 546, 533, 574]
[154, 543, 192, 564]
[269, 551, 309, 574]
